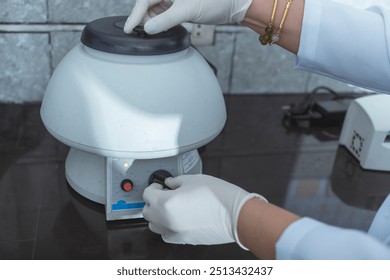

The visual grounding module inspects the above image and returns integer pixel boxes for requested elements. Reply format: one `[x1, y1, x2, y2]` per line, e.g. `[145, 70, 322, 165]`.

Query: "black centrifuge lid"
[81, 16, 191, 55]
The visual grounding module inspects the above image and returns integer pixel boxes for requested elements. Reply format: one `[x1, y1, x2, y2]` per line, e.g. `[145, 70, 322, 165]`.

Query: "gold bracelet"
[259, 0, 293, 45]
[259, 0, 278, 45]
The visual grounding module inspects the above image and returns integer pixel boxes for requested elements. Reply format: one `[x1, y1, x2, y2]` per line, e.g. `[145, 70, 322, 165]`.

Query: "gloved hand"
[124, 0, 254, 34]
[142, 174, 267, 249]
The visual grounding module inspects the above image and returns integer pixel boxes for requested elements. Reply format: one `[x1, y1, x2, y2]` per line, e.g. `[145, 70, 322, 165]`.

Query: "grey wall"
[1, 0, 358, 103]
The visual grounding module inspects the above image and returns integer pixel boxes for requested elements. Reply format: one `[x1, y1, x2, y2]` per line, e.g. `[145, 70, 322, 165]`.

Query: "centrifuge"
[40, 16, 226, 220]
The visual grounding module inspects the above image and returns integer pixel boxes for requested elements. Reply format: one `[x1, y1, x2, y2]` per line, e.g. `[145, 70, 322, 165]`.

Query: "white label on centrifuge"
[182, 150, 199, 173]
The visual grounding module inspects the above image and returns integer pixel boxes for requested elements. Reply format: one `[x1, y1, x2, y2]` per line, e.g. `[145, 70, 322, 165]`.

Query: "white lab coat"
[295, 0, 390, 93]
[276, 0, 390, 259]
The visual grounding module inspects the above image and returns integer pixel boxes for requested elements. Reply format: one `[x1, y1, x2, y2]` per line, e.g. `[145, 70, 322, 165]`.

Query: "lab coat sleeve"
[275, 217, 390, 259]
[368, 194, 390, 245]
[295, 0, 390, 94]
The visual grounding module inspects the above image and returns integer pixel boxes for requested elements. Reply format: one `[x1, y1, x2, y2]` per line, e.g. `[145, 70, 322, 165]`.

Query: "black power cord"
[282, 86, 361, 128]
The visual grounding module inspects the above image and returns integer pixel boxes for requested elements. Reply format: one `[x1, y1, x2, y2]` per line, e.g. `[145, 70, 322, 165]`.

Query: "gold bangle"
[259, 0, 293, 45]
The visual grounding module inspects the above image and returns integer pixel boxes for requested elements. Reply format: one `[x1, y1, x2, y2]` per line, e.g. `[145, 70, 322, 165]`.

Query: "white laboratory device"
[339, 94, 390, 171]
[40, 16, 227, 220]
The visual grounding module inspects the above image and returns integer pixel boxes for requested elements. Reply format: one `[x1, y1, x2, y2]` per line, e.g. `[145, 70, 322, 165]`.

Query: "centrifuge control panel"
[105, 150, 202, 221]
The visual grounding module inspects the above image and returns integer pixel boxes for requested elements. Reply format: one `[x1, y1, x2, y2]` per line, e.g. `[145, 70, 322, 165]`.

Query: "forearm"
[237, 198, 300, 259]
[242, 0, 304, 54]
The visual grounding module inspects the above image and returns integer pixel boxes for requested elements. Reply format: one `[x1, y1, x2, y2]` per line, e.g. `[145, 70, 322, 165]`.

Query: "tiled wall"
[0, 0, 363, 103]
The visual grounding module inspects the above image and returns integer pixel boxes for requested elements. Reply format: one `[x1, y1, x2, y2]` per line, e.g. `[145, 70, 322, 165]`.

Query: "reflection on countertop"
[1, 94, 389, 259]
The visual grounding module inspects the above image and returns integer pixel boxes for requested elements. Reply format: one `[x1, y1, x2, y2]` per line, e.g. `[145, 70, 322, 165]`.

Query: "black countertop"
[1, 94, 389, 260]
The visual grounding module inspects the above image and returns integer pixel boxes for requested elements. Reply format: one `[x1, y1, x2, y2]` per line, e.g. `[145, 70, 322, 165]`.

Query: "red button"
[121, 179, 133, 192]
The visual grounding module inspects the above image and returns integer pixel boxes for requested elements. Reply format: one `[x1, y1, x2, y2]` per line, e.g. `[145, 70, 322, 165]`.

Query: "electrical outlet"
[190, 24, 215, 46]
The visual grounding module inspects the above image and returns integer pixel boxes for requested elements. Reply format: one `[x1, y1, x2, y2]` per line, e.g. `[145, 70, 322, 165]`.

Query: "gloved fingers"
[161, 232, 186, 245]
[161, 231, 229, 245]
[143, 182, 164, 205]
[144, 1, 190, 34]
[142, 203, 152, 221]
[164, 176, 186, 190]
[143, 182, 174, 221]
[124, 0, 162, 34]
[148, 222, 166, 235]
[143, 203, 166, 233]
[147, 0, 172, 17]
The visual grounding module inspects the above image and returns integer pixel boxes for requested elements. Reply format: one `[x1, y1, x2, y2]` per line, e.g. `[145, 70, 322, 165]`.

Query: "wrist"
[242, 0, 305, 54]
[237, 197, 300, 259]
[233, 194, 267, 250]
[236, 197, 268, 249]
[242, 0, 271, 32]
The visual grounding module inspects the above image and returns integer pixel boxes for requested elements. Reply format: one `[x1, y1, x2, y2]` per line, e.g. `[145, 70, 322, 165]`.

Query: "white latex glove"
[124, 0, 253, 34]
[142, 174, 267, 249]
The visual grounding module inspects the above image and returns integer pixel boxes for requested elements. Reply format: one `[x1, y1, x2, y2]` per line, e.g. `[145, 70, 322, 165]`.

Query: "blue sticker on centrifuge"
[112, 200, 145, 210]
